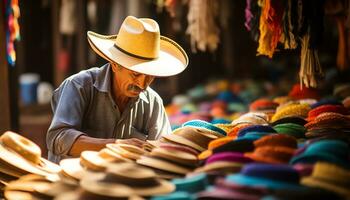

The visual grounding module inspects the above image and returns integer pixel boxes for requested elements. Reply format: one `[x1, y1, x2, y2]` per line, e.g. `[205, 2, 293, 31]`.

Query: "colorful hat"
[307, 105, 348, 121]
[87, 16, 188, 77]
[304, 112, 350, 130]
[301, 162, 350, 197]
[182, 120, 227, 137]
[231, 112, 269, 126]
[198, 136, 235, 160]
[245, 146, 295, 164]
[273, 123, 306, 138]
[270, 116, 307, 126]
[253, 134, 297, 149]
[0, 131, 61, 177]
[249, 98, 278, 112]
[310, 97, 342, 109]
[288, 84, 320, 100]
[237, 125, 276, 138]
[271, 104, 310, 123]
[163, 127, 218, 152]
[226, 163, 304, 190]
[227, 123, 252, 137]
[80, 162, 175, 197]
[151, 191, 195, 200]
[290, 140, 350, 168]
[195, 152, 251, 174]
[172, 173, 209, 193]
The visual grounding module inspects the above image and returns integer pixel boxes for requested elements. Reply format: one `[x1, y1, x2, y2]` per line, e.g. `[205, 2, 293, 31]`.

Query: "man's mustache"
[127, 85, 143, 93]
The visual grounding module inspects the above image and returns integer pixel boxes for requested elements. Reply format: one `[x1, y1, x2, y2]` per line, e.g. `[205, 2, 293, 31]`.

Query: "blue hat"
[226, 163, 304, 190]
[172, 173, 209, 193]
[237, 125, 276, 138]
[182, 120, 227, 136]
[290, 140, 350, 168]
[211, 118, 231, 124]
[236, 132, 275, 142]
[151, 192, 195, 200]
[310, 97, 342, 109]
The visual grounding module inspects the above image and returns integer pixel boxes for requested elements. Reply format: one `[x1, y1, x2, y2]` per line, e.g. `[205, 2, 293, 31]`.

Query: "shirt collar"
[93, 63, 149, 104]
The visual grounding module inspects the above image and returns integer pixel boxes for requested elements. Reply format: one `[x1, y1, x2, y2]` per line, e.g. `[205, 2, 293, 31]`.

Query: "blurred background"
[1, 0, 349, 157]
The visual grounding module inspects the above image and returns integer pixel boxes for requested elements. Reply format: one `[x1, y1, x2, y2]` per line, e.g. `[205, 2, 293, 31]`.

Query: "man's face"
[112, 63, 155, 97]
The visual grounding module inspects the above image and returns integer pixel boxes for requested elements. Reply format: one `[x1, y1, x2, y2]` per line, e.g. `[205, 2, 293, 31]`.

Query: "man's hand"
[115, 138, 146, 148]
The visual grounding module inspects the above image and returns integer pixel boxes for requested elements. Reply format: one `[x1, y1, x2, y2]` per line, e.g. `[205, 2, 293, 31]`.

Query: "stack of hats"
[304, 112, 350, 140]
[4, 174, 63, 200]
[59, 147, 131, 182]
[56, 162, 175, 199]
[290, 140, 350, 169]
[0, 131, 61, 184]
[245, 134, 297, 164]
[137, 142, 198, 178]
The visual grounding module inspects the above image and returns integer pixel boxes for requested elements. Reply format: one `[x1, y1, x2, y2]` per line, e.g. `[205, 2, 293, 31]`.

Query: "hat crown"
[115, 16, 160, 59]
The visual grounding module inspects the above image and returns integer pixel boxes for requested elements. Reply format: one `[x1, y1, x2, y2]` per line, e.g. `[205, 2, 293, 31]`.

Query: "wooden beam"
[0, 1, 11, 132]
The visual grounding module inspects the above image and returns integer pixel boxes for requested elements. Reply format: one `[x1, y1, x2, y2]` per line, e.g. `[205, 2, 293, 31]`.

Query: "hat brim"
[150, 148, 198, 167]
[87, 31, 188, 77]
[59, 158, 86, 180]
[81, 172, 175, 196]
[136, 156, 191, 175]
[162, 134, 206, 152]
[194, 161, 242, 174]
[302, 176, 350, 197]
[0, 144, 61, 177]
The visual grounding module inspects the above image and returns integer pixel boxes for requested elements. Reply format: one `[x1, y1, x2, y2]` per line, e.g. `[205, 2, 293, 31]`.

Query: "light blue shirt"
[47, 63, 171, 163]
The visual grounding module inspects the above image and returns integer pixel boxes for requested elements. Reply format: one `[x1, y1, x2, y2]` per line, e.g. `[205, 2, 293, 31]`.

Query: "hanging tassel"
[281, 0, 297, 49]
[257, 0, 284, 58]
[186, 0, 220, 52]
[299, 33, 323, 88]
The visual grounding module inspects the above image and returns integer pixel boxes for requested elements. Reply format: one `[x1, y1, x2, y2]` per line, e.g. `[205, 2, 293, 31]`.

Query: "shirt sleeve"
[147, 97, 172, 140]
[46, 79, 89, 158]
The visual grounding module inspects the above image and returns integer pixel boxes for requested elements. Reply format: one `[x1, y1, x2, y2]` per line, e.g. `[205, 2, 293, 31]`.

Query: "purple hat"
[206, 152, 253, 165]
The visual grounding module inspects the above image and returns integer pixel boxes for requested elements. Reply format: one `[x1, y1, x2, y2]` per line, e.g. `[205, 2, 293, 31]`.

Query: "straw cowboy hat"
[87, 16, 188, 77]
[81, 162, 175, 197]
[0, 131, 61, 178]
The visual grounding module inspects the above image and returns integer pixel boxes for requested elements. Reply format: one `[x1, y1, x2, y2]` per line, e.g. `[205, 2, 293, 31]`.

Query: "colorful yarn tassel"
[5, 0, 21, 66]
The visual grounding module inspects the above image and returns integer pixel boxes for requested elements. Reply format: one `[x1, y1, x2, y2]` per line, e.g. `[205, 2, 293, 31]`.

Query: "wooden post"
[0, 1, 11, 132]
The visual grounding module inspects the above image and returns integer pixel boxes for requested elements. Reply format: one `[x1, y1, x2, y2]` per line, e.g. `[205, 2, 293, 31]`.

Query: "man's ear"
[111, 63, 118, 73]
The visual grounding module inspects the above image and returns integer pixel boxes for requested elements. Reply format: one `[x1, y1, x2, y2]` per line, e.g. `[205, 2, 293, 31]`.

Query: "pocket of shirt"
[130, 126, 148, 140]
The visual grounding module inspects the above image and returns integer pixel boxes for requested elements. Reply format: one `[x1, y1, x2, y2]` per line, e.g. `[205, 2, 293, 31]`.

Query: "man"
[47, 16, 188, 163]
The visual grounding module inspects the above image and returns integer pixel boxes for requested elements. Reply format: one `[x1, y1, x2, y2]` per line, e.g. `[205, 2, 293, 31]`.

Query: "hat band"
[114, 44, 157, 60]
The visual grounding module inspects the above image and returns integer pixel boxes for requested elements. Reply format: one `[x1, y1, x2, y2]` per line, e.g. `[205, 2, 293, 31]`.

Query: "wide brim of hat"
[245, 152, 289, 164]
[59, 158, 86, 180]
[194, 161, 242, 174]
[81, 172, 175, 196]
[0, 144, 61, 177]
[290, 153, 350, 168]
[150, 148, 198, 167]
[162, 134, 206, 152]
[87, 31, 188, 77]
[136, 156, 191, 175]
[302, 176, 350, 197]
[226, 174, 304, 190]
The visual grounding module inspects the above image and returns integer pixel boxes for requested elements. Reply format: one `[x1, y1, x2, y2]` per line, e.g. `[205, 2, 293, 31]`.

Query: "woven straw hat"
[87, 16, 188, 77]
